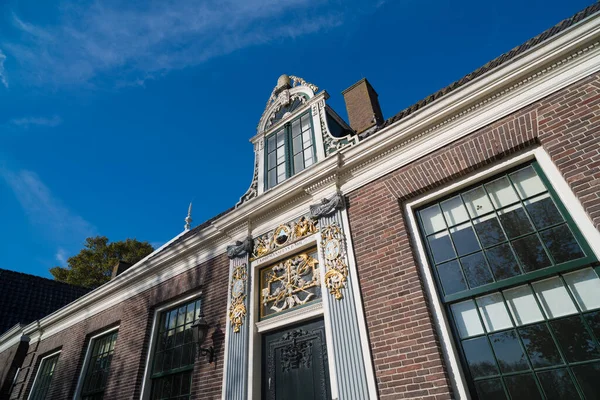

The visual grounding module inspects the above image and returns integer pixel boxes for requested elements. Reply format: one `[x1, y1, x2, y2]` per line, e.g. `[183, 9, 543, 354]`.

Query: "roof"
[377, 2, 600, 131]
[0, 268, 91, 335]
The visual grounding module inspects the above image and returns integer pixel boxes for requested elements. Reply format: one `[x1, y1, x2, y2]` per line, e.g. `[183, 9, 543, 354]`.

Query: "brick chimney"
[342, 78, 384, 134]
[111, 260, 133, 280]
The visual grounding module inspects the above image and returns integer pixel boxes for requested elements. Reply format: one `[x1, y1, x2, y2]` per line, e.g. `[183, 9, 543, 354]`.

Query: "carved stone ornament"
[309, 192, 345, 219]
[252, 215, 318, 260]
[228, 264, 248, 333]
[260, 252, 320, 317]
[320, 224, 349, 300]
[280, 329, 313, 373]
[226, 236, 254, 259]
[235, 150, 259, 207]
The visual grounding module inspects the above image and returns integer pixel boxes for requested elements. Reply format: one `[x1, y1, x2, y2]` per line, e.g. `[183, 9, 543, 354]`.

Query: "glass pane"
[440, 196, 469, 226]
[519, 323, 563, 368]
[291, 119, 301, 137]
[537, 368, 580, 400]
[510, 166, 546, 199]
[540, 225, 585, 264]
[524, 194, 564, 229]
[505, 373, 542, 400]
[301, 114, 310, 131]
[462, 336, 499, 378]
[276, 146, 285, 163]
[450, 223, 480, 256]
[461, 252, 494, 288]
[267, 134, 276, 151]
[428, 232, 455, 264]
[504, 285, 545, 326]
[533, 277, 578, 318]
[437, 260, 467, 296]
[462, 187, 494, 218]
[486, 243, 521, 280]
[498, 205, 534, 238]
[293, 135, 302, 153]
[475, 379, 506, 400]
[276, 130, 284, 146]
[489, 330, 529, 372]
[268, 169, 277, 188]
[277, 165, 286, 182]
[304, 149, 314, 167]
[294, 153, 304, 174]
[550, 315, 600, 362]
[473, 215, 507, 247]
[584, 310, 600, 338]
[564, 268, 600, 312]
[477, 293, 513, 332]
[452, 300, 484, 338]
[572, 362, 600, 400]
[302, 130, 311, 147]
[486, 176, 520, 209]
[512, 235, 552, 272]
[420, 204, 446, 235]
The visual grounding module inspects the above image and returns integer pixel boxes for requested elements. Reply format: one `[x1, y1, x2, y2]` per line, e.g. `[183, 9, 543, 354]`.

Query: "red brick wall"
[347, 72, 600, 399]
[9, 253, 229, 400]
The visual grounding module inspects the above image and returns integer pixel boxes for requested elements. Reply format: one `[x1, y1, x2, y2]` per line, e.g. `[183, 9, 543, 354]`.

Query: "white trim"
[340, 209, 379, 399]
[403, 147, 600, 399]
[0, 324, 28, 354]
[139, 291, 202, 400]
[73, 325, 120, 400]
[27, 350, 62, 400]
[255, 302, 324, 333]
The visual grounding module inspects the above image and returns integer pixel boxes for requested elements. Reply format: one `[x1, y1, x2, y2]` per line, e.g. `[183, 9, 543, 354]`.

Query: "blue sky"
[0, 0, 593, 279]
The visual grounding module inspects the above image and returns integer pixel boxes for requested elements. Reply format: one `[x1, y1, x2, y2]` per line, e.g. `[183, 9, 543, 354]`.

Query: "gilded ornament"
[320, 224, 349, 300]
[229, 264, 248, 333]
[260, 251, 321, 318]
[251, 215, 319, 260]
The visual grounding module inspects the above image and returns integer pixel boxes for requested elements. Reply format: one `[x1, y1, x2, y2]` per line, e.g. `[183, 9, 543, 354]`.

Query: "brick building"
[2, 4, 600, 399]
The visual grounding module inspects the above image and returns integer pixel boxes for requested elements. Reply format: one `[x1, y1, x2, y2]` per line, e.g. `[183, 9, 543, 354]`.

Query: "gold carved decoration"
[252, 216, 318, 260]
[321, 224, 348, 300]
[260, 250, 320, 318]
[229, 264, 247, 333]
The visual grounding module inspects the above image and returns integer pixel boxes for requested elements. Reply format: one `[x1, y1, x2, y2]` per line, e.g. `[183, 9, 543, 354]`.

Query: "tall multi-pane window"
[29, 352, 60, 400]
[78, 330, 118, 400]
[265, 112, 315, 189]
[150, 299, 201, 400]
[416, 162, 600, 399]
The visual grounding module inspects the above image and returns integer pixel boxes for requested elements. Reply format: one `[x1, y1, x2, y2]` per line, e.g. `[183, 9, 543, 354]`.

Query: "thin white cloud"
[3, 0, 346, 87]
[0, 169, 96, 247]
[9, 115, 62, 128]
[0, 49, 7, 88]
[55, 248, 68, 265]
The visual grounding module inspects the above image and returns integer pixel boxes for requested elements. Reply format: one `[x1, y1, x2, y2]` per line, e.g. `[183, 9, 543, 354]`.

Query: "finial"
[184, 202, 193, 231]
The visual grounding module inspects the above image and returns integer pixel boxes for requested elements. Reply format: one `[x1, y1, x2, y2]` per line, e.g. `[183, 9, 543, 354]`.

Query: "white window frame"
[404, 147, 600, 399]
[27, 349, 61, 400]
[73, 325, 120, 400]
[139, 291, 202, 400]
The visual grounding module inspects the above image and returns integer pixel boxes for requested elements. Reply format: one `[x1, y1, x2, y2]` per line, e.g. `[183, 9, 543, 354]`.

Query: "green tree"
[50, 236, 154, 288]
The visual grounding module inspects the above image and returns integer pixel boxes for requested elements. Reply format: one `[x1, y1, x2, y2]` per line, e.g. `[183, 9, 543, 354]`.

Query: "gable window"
[415, 162, 600, 399]
[149, 298, 201, 400]
[77, 329, 118, 400]
[265, 112, 315, 189]
[28, 351, 60, 400]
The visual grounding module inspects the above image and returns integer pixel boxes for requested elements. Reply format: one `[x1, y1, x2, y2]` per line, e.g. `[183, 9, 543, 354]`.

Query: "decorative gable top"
[257, 74, 319, 134]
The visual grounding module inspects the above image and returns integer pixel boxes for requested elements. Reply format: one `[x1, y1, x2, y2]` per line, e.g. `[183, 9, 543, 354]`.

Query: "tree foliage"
[50, 236, 154, 288]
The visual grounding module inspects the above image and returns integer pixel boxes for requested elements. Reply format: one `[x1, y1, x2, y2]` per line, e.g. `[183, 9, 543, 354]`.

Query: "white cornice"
[3, 12, 600, 350]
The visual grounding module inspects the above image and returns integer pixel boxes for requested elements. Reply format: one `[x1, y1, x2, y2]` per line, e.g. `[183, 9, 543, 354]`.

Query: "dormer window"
[265, 111, 315, 189]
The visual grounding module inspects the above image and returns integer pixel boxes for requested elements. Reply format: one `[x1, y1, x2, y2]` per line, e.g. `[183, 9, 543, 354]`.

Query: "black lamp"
[191, 312, 215, 363]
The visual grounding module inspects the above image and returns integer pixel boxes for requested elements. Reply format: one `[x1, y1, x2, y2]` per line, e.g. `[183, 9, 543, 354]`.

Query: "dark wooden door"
[262, 318, 331, 400]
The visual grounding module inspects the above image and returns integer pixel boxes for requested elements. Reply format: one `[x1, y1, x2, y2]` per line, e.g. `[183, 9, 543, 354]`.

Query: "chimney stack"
[111, 260, 133, 280]
[342, 78, 384, 134]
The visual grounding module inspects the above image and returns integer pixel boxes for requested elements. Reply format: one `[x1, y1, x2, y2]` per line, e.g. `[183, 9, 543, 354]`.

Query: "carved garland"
[320, 223, 349, 300]
[228, 263, 248, 333]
